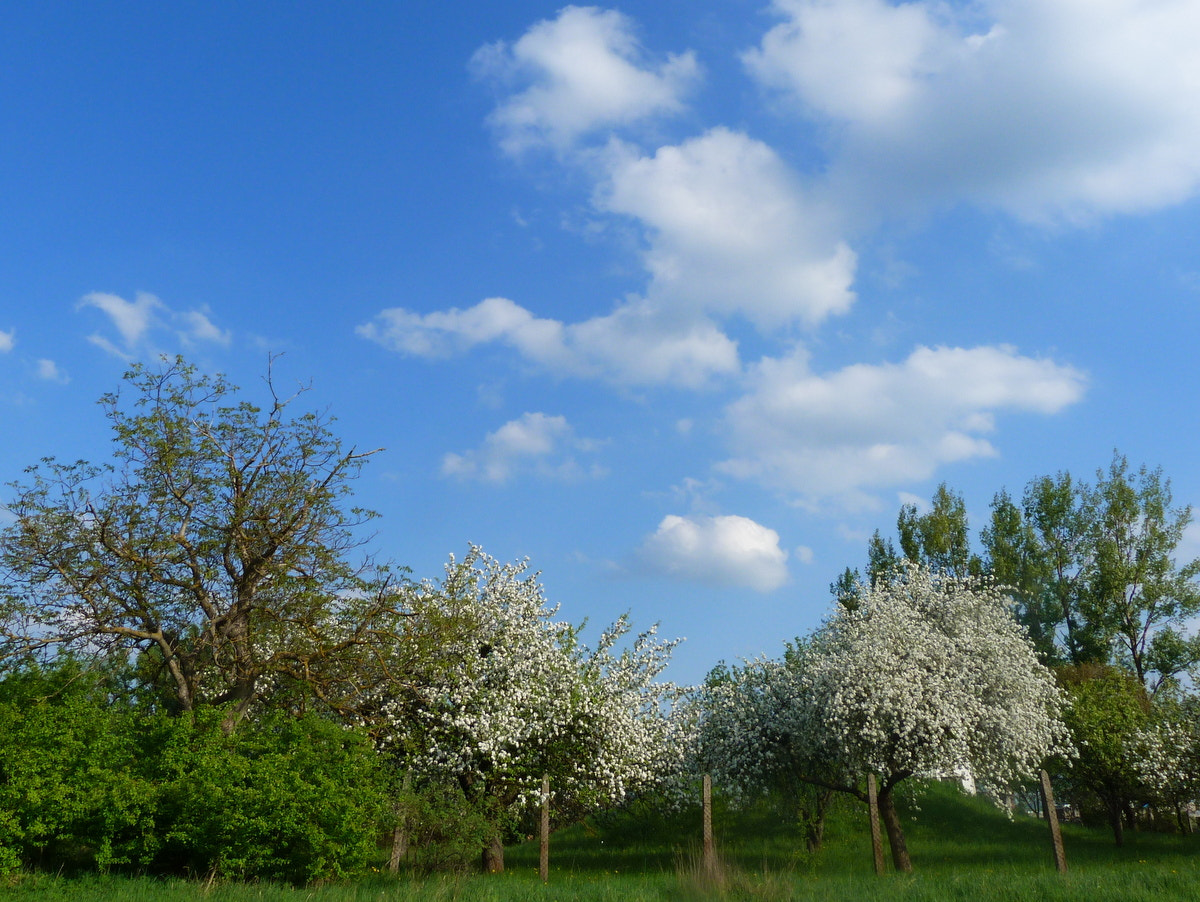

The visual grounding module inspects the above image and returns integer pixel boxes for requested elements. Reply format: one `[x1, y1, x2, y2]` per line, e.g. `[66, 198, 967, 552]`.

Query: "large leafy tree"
[700, 563, 1069, 872]
[983, 455, 1200, 690]
[0, 357, 407, 731]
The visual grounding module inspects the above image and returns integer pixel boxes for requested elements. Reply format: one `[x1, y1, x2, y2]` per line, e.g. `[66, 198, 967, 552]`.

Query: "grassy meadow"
[3, 783, 1197, 901]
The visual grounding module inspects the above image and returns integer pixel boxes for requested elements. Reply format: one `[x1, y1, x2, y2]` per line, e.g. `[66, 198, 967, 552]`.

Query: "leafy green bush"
[0, 661, 159, 874]
[150, 708, 391, 883]
[0, 661, 393, 883]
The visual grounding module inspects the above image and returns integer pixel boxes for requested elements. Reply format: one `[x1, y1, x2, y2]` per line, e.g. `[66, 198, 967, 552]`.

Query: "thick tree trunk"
[482, 835, 505, 873]
[878, 788, 913, 873]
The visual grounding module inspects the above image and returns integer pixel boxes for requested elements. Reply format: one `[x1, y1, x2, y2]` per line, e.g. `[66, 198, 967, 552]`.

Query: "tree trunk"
[878, 788, 913, 873]
[388, 823, 408, 873]
[803, 790, 833, 852]
[1107, 801, 1125, 847]
[482, 834, 505, 873]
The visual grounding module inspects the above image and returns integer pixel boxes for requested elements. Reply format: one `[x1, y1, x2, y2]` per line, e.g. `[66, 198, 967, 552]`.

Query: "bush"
[0, 661, 158, 874]
[149, 708, 391, 883]
[0, 661, 393, 883]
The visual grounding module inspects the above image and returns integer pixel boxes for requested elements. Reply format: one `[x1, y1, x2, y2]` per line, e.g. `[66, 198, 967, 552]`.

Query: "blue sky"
[3, 1, 1200, 684]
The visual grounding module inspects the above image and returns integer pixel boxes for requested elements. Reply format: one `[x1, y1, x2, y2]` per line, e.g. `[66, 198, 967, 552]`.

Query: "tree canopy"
[0, 357, 408, 731]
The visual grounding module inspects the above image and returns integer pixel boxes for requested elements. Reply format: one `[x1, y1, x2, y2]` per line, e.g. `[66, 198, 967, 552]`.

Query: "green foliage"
[151, 708, 391, 883]
[0, 659, 392, 883]
[1056, 664, 1149, 845]
[0, 660, 158, 875]
[897, 484, 979, 579]
[7, 781, 1200, 900]
[0, 357, 407, 731]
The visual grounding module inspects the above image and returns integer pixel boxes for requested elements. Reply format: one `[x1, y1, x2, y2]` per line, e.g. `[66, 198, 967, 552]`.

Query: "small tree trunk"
[1038, 769, 1067, 874]
[803, 790, 833, 853]
[482, 834, 505, 873]
[702, 774, 716, 879]
[389, 771, 412, 874]
[877, 788, 913, 873]
[539, 774, 550, 883]
[1107, 801, 1125, 847]
[389, 824, 409, 873]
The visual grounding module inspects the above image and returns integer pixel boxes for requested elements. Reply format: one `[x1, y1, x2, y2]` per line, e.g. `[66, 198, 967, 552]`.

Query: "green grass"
[5, 783, 1200, 901]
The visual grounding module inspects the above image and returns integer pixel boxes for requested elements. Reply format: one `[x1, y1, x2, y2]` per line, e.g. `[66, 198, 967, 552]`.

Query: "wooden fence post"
[1039, 769, 1068, 873]
[388, 771, 412, 874]
[867, 774, 885, 875]
[702, 774, 716, 879]
[539, 773, 550, 883]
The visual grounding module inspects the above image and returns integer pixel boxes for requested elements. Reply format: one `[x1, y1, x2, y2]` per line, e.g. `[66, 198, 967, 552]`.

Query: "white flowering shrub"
[374, 547, 685, 870]
[1128, 702, 1200, 829]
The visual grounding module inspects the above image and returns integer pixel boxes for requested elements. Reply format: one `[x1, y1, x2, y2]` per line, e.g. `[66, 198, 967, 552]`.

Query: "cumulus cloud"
[359, 128, 860, 384]
[639, 513, 790, 592]
[598, 128, 856, 328]
[0, 328, 13, 353]
[473, 4, 700, 155]
[442, 412, 604, 483]
[358, 296, 739, 388]
[78, 292, 231, 359]
[746, 0, 1200, 222]
[719, 344, 1087, 506]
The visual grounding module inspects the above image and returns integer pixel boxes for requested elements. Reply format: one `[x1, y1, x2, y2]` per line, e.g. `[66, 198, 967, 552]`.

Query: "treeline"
[4, 358, 1199, 884]
[0, 359, 683, 882]
[825, 465, 1200, 846]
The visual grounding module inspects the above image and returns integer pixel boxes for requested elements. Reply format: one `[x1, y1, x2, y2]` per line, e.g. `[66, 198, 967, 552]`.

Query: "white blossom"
[373, 546, 686, 825]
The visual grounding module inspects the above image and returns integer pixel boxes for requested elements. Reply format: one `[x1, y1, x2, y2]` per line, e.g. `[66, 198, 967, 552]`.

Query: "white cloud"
[639, 513, 790, 592]
[0, 329, 13, 353]
[179, 308, 232, 347]
[473, 5, 700, 155]
[78, 292, 232, 358]
[358, 296, 739, 388]
[36, 359, 68, 384]
[745, 0, 952, 123]
[719, 344, 1087, 506]
[442, 412, 604, 484]
[79, 291, 162, 351]
[747, 0, 1200, 222]
[598, 128, 857, 328]
[359, 129, 860, 384]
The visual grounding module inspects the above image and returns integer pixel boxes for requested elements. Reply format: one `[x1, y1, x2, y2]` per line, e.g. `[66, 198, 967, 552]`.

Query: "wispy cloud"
[442, 412, 605, 484]
[359, 296, 739, 388]
[78, 291, 231, 359]
[0, 328, 13, 353]
[35, 359, 68, 384]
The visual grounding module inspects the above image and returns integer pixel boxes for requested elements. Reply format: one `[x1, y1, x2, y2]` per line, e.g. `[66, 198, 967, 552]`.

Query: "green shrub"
[150, 707, 391, 884]
[0, 660, 159, 874]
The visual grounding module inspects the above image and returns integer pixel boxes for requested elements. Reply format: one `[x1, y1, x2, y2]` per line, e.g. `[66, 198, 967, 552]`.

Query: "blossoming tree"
[374, 547, 685, 872]
[696, 562, 1071, 872]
